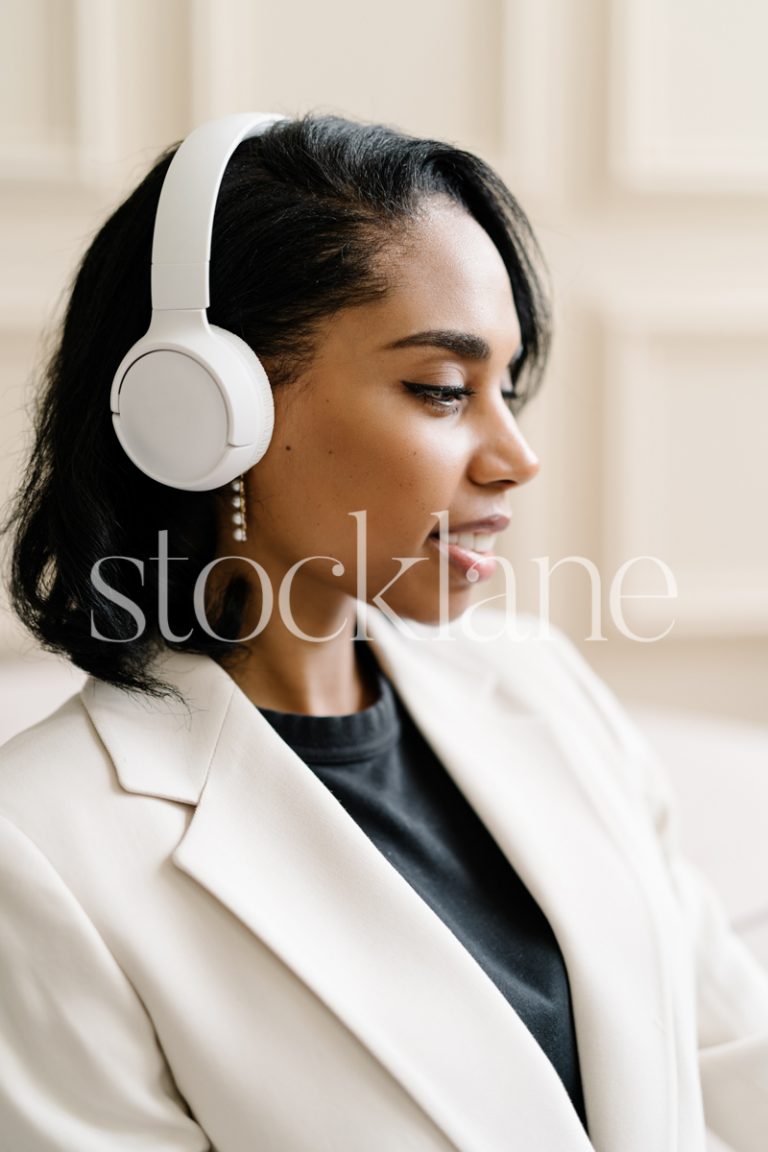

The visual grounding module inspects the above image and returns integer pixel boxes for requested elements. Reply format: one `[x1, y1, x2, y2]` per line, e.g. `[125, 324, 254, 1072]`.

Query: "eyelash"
[403, 381, 523, 416]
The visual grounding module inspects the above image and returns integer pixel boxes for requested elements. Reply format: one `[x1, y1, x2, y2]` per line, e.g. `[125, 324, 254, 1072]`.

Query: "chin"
[380, 588, 475, 629]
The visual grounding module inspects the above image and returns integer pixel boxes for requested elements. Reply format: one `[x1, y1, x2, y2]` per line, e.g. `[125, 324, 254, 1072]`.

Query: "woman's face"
[242, 198, 540, 629]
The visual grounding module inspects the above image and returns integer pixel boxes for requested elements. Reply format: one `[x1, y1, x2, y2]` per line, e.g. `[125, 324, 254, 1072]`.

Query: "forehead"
[369, 202, 520, 348]
[304, 201, 522, 375]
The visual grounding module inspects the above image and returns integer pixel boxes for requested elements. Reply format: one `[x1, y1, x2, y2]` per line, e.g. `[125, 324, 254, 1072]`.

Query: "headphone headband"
[109, 112, 285, 491]
[151, 112, 287, 311]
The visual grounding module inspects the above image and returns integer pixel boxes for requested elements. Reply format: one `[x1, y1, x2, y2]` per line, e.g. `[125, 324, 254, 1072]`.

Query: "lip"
[428, 514, 511, 537]
[426, 535, 498, 583]
[426, 514, 510, 584]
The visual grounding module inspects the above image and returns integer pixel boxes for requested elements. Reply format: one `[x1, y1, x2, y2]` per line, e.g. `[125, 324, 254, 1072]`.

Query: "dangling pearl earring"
[231, 476, 247, 542]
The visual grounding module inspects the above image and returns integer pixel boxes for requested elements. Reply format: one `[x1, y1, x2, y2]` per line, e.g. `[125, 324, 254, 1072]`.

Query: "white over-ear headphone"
[109, 112, 286, 491]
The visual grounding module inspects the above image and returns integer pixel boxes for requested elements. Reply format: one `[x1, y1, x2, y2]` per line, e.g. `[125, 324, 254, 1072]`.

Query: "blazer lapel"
[170, 674, 593, 1152]
[84, 613, 678, 1152]
[365, 611, 681, 1152]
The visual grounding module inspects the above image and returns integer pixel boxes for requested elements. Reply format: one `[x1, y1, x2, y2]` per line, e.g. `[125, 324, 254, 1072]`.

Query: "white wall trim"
[599, 304, 768, 635]
[609, 0, 768, 194]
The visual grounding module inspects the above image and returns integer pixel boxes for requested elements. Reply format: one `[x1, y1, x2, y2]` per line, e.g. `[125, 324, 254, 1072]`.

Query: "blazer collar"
[80, 648, 234, 804]
[81, 606, 680, 1152]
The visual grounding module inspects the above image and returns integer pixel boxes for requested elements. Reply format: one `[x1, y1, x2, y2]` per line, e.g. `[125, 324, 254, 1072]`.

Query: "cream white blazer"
[0, 608, 767, 1152]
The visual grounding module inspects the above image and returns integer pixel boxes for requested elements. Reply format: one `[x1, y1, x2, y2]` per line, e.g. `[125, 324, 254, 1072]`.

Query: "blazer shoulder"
[0, 690, 97, 764]
[0, 689, 115, 817]
[0, 675, 197, 898]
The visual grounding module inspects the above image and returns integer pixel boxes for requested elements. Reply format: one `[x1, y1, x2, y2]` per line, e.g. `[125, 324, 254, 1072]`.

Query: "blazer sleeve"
[545, 630, 768, 1152]
[0, 812, 212, 1152]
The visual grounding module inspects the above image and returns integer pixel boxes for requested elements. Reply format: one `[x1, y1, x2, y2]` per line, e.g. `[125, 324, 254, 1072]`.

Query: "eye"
[501, 346, 528, 415]
[402, 382, 475, 415]
[509, 345, 526, 382]
[500, 382, 523, 416]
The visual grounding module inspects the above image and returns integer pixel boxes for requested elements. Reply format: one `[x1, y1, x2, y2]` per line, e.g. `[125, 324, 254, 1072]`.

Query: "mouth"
[426, 520, 509, 583]
[429, 529, 498, 554]
[426, 514, 509, 554]
[428, 513, 510, 537]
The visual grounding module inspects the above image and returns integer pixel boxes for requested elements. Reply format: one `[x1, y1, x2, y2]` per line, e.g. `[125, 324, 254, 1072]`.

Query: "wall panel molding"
[609, 0, 768, 194]
[189, 0, 506, 158]
[600, 305, 768, 635]
[71, 0, 123, 180]
[501, 0, 572, 205]
[0, 0, 123, 187]
[0, 0, 191, 191]
[187, 0, 264, 124]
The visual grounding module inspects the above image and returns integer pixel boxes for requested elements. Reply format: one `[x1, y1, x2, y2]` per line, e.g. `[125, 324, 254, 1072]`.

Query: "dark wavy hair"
[3, 113, 551, 695]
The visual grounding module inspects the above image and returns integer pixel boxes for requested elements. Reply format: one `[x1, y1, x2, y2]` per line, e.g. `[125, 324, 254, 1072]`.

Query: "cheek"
[256, 397, 468, 545]
[339, 424, 464, 522]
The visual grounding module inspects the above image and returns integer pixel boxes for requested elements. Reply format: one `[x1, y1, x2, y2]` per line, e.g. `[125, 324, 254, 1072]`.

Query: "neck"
[219, 596, 377, 716]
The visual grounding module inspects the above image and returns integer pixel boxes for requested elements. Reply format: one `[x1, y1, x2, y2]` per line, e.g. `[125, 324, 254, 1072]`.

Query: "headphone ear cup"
[111, 323, 274, 492]
[207, 323, 275, 463]
[110, 113, 288, 492]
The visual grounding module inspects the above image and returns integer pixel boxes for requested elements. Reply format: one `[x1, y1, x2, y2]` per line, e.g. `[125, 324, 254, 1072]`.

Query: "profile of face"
[231, 197, 540, 632]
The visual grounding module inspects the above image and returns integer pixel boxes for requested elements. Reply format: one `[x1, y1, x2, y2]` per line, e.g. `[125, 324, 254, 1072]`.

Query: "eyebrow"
[382, 329, 494, 362]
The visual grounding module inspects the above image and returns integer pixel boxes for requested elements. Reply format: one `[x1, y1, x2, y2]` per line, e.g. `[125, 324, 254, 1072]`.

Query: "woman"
[0, 113, 766, 1152]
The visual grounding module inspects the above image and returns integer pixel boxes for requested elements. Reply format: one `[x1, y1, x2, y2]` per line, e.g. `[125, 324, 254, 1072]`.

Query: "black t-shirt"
[260, 643, 588, 1130]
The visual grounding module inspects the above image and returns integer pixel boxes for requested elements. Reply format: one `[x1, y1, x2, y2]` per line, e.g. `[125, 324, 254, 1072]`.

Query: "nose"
[468, 404, 540, 489]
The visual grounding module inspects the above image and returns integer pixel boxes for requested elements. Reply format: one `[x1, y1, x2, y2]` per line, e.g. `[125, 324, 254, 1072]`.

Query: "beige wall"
[1, 0, 766, 723]
[496, 0, 768, 724]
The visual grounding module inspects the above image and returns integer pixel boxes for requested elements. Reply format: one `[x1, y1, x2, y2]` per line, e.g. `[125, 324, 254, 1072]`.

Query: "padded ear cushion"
[112, 324, 274, 491]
